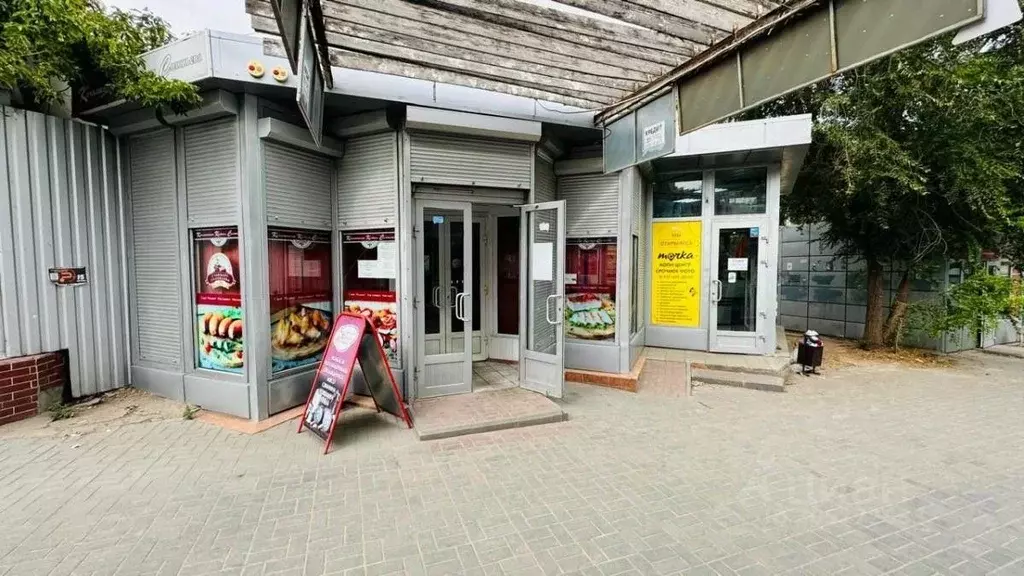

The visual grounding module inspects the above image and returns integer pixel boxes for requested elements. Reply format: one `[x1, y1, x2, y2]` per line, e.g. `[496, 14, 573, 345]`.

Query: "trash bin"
[797, 330, 823, 375]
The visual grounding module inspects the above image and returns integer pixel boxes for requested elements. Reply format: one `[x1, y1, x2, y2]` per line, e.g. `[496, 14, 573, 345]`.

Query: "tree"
[0, 0, 200, 116]
[753, 19, 1024, 348]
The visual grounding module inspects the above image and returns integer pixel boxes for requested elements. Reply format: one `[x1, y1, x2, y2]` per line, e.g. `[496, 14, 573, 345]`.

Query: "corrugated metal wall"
[128, 130, 183, 368]
[337, 132, 398, 229]
[557, 173, 620, 237]
[409, 132, 532, 189]
[264, 141, 333, 230]
[185, 119, 239, 226]
[534, 156, 556, 203]
[0, 106, 129, 397]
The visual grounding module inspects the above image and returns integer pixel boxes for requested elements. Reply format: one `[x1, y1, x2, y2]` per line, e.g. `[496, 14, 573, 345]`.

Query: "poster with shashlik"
[194, 228, 244, 373]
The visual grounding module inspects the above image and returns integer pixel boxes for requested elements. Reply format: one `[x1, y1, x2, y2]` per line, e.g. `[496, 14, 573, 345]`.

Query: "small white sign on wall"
[532, 242, 554, 281]
[728, 271, 737, 284]
[728, 258, 749, 272]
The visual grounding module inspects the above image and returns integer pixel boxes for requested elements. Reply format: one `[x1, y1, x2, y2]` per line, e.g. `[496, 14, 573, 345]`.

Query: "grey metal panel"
[129, 130, 183, 368]
[603, 112, 636, 174]
[264, 141, 333, 229]
[184, 119, 239, 226]
[0, 106, 129, 396]
[409, 132, 532, 189]
[337, 131, 398, 229]
[741, 11, 833, 107]
[677, 56, 741, 134]
[557, 173, 619, 237]
[414, 185, 526, 205]
[635, 93, 675, 163]
[836, 0, 980, 70]
[534, 156, 556, 203]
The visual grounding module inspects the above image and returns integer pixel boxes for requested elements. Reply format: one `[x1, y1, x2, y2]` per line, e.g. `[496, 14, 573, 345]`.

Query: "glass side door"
[709, 220, 767, 354]
[519, 200, 565, 398]
[416, 201, 473, 397]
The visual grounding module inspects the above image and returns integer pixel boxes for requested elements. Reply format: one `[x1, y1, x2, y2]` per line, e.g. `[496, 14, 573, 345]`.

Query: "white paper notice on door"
[727, 258, 749, 272]
[532, 242, 554, 281]
[376, 242, 397, 278]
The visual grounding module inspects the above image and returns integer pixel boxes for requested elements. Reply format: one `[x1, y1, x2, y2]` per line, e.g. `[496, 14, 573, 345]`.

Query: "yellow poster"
[651, 221, 702, 327]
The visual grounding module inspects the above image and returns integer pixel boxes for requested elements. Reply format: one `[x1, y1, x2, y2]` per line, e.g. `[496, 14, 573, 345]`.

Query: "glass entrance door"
[709, 220, 767, 354]
[416, 201, 473, 397]
[519, 201, 565, 398]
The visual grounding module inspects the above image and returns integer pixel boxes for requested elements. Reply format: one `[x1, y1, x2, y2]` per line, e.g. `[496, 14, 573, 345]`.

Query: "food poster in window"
[269, 228, 333, 374]
[194, 227, 243, 373]
[342, 231, 399, 363]
[564, 237, 617, 341]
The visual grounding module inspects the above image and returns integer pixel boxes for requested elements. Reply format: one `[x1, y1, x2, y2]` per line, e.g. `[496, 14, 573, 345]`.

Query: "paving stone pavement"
[3, 352, 1024, 576]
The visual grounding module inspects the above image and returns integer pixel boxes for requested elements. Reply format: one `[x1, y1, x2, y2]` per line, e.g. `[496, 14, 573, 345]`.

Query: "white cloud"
[104, 0, 252, 36]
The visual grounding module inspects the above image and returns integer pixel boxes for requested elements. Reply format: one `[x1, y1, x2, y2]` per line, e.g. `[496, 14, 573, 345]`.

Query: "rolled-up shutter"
[535, 156, 556, 203]
[185, 119, 238, 226]
[337, 132, 398, 229]
[557, 173, 620, 237]
[264, 141, 333, 230]
[129, 131, 182, 368]
[410, 132, 531, 189]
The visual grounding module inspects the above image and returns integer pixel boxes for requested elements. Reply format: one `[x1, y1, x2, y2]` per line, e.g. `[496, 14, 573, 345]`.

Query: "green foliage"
[753, 20, 1024, 269]
[48, 402, 76, 421]
[0, 0, 200, 115]
[182, 404, 200, 420]
[915, 273, 1022, 341]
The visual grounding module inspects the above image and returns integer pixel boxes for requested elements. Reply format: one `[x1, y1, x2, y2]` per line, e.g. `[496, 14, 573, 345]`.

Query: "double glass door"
[709, 219, 768, 354]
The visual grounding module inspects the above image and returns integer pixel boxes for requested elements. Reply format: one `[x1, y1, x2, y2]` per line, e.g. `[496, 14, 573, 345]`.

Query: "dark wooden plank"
[408, 0, 701, 58]
[619, 0, 754, 32]
[262, 37, 606, 108]
[325, 0, 670, 77]
[553, 0, 724, 43]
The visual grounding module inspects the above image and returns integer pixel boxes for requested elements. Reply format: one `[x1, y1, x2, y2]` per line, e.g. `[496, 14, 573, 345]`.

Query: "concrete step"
[692, 368, 786, 393]
[691, 360, 786, 377]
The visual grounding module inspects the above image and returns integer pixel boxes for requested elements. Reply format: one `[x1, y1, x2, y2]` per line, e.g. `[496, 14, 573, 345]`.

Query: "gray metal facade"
[336, 131, 398, 229]
[557, 173, 620, 237]
[184, 119, 240, 226]
[0, 106, 129, 397]
[409, 132, 532, 189]
[264, 141, 333, 230]
[534, 156, 556, 203]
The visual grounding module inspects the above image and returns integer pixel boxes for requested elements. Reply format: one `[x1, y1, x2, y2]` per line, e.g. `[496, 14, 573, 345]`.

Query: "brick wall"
[0, 352, 67, 426]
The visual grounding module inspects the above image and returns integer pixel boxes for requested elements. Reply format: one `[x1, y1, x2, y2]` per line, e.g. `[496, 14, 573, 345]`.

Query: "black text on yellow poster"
[651, 221, 701, 327]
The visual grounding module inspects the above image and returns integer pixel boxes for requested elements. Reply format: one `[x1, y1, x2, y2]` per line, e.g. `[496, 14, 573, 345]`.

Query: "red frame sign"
[297, 312, 412, 453]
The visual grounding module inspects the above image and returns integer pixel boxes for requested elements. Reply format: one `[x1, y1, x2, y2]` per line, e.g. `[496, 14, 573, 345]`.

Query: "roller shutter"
[185, 119, 238, 226]
[264, 141, 333, 230]
[337, 132, 398, 229]
[410, 132, 531, 189]
[535, 156, 556, 203]
[558, 173, 620, 237]
[129, 131, 182, 368]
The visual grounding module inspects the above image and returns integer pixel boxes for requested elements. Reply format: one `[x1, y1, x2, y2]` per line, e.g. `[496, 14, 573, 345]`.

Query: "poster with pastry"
[197, 306, 244, 372]
[271, 304, 332, 372]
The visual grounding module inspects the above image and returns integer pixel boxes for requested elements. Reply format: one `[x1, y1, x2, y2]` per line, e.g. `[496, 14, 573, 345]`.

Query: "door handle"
[432, 286, 442, 309]
[448, 285, 457, 308]
[545, 294, 558, 325]
[711, 279, 723, 303]
[553, 295, 564, 325]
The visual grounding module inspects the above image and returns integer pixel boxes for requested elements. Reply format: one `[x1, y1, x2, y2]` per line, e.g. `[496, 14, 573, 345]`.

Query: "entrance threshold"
[411, 385, 565, 441]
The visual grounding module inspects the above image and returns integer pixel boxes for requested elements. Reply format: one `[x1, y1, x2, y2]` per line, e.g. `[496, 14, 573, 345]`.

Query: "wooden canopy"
[245, 0, 780, 109]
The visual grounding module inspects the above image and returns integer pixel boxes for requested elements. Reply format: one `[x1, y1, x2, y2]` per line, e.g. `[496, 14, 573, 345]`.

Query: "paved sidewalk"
[2, 353, 1024, 575]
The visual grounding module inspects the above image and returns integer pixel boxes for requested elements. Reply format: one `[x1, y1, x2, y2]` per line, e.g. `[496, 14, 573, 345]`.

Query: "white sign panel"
[531, 243, 554, 282]
[296, 12, 325, 148]
[376, 242, 397, 278]
[954, 0, 1023, 45]
[143, 32, 211, 82]
[641, 121, 666, 155]
[727, 258, 749, 272]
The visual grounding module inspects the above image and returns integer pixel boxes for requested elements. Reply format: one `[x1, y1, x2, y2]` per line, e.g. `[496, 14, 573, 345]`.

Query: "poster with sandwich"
[269, 228, 333, 373]
[564, 237, 618, 341]
[194, 228, 244, 373]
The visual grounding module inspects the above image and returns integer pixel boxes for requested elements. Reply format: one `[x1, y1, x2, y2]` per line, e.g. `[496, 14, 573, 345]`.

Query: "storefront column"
[239, 94, 271, 421]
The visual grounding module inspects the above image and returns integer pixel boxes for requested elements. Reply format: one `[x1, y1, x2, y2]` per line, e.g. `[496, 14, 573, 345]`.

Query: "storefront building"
[83, 31, 810, 421]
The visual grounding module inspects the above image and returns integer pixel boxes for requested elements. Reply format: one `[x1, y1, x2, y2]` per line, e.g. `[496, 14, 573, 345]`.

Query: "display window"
[194, 227, 243, 373]
[564, 237, 617, 341]
[342, 230, 399, 363]
[269, 228, 333, 374]
[653, 173, 703, 218]
[496, 216, 520, 335]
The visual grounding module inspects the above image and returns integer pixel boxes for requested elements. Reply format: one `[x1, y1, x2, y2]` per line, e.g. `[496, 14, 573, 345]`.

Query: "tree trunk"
[863, 258, 886, 348]
[884, 271, 911, 346]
